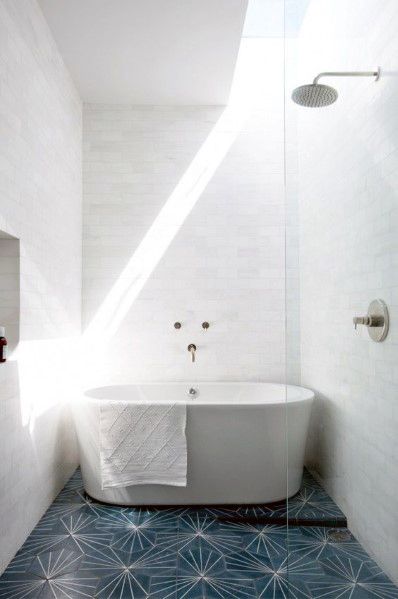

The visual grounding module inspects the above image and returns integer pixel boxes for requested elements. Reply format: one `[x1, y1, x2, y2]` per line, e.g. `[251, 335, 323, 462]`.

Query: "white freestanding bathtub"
[74, 383, 313, 505]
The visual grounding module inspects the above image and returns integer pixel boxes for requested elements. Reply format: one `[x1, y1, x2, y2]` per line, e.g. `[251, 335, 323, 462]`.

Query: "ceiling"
[38, 0, 248, 105]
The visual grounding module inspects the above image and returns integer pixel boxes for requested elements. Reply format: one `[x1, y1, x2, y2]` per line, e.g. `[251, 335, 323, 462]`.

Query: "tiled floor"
[207, 469, 347, 527]
[0, 469, 397, 598]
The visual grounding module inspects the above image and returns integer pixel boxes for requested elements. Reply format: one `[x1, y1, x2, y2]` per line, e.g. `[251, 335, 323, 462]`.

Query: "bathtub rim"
[83, 382, 314, 407]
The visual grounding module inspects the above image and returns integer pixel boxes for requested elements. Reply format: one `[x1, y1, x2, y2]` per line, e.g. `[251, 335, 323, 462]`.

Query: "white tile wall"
[293, 0, 398, 582]
[0, 0, 82, 573]
[82, 40, 295, 386]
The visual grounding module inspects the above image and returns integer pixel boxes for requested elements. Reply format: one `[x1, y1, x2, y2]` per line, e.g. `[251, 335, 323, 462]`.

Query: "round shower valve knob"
[353, 299, 389, 342]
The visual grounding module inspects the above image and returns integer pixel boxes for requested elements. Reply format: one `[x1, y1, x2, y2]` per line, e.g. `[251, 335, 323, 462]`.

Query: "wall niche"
[0, 231, 20, 357]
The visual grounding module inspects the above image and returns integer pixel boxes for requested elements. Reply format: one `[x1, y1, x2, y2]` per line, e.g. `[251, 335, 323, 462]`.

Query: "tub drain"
[327, 529, 352, 543]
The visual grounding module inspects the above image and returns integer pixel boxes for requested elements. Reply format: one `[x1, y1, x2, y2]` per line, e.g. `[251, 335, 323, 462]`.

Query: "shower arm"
[313, 69, 380, 84]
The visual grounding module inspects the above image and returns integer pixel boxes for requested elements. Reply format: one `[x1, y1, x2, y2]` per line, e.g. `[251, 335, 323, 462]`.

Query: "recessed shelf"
[0, 231, 20, 357]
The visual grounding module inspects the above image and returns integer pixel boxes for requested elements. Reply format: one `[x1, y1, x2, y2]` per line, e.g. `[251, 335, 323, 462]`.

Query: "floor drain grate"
[327, 529, 352, 542]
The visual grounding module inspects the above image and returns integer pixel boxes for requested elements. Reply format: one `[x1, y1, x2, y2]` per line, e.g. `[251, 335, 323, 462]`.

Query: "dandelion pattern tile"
[205, 469, 347, 527]
[0, 468, 397, 598]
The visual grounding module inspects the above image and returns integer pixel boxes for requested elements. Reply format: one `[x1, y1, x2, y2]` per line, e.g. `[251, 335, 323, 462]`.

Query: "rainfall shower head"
[291, 69, 380, 108]
[292, 83, 338, 107]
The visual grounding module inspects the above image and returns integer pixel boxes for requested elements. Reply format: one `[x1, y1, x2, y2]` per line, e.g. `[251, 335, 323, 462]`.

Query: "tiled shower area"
[1, 469, 397, 598]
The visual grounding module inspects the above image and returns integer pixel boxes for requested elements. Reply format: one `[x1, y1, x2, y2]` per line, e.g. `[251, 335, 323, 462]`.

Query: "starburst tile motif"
[80, 543, 177, 579]
[219, 522, 287, 559]
[27, 549, 84, 577]
[286, 488, 345, 520]
[2, 551, 35, 576]
[236, 505, 280, 520]
[204, 469, 346, 526]
[0, 572, 45, 598]
[18, 509, 102, 557]
[39, 490, 101, 527]
[156, 512, 244, 555]
[226, 547, 321, 579]
[175, 545, 255, 598]
[95, 570, 151, 598]
[51, 511, 112, 554]
[308, 555, 398, 598]
[0, 550, 97, 599]
[288, 526, 372, 562]
[255, 574, 312, 599]
[20, 528, 71, 557]
[38, 572, 98, 598]
[0, 468, 397, 599]
[226, 548, 324, 598]
[147, 575, 178, 598]
[94, 506, 175, 553]
[111, 523, 157, 553]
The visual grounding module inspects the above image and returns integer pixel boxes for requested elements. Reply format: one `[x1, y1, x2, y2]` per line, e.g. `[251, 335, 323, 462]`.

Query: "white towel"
[99, 401, 187, 489]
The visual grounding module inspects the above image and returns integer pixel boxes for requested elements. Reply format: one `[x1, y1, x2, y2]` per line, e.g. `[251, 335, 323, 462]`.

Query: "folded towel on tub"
[99, 401, 187, 489]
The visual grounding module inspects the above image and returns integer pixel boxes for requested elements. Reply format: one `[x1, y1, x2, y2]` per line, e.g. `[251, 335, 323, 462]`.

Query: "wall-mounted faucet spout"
[187, 344, 196, 363]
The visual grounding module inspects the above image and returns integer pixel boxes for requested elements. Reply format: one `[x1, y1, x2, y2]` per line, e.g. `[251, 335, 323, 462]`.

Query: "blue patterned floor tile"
[176, 544, 255, 598]
[204, 468, 346, 527]
[39, 491, 101, 527]
[0, 572, 45, 598]
[2, 551, 35, 575]
[112, 526, 157, 553]
[288, 526, 372, 562]
[37, 572, 98, 598]
[225, 547, 322, 581]
[61, 469, 85, 491]
[0, 557, 97, 599]
[307, 555, 398, 598]
[1, 468, 397, 598]
[149, 575, 178, 598]
[219, 522, 287, 559]
[56, 511, 113, 553]
[26, 549, 97, 598]
[255, 574, 313, 598]
[286, 487, 346, 522]
[80, 544, 177, 580]
[27, 549, 84, 578]
[171, 512, 244, 555]
[95, 570, 151, 598]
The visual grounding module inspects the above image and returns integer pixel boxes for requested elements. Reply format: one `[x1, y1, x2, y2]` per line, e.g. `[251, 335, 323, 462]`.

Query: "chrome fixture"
[202, 321, 210, 330]
[292, 68, 380, 107]
[187, 387, 198, 397]
[327, 530, 352, 543]
[353, 299, 389, 342]
[187, 344, 197, 362]
[174, 322, 182, 329]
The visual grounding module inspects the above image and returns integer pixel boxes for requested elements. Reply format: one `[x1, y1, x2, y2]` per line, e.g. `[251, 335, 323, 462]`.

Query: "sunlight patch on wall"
[83, 38, 269, 348]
